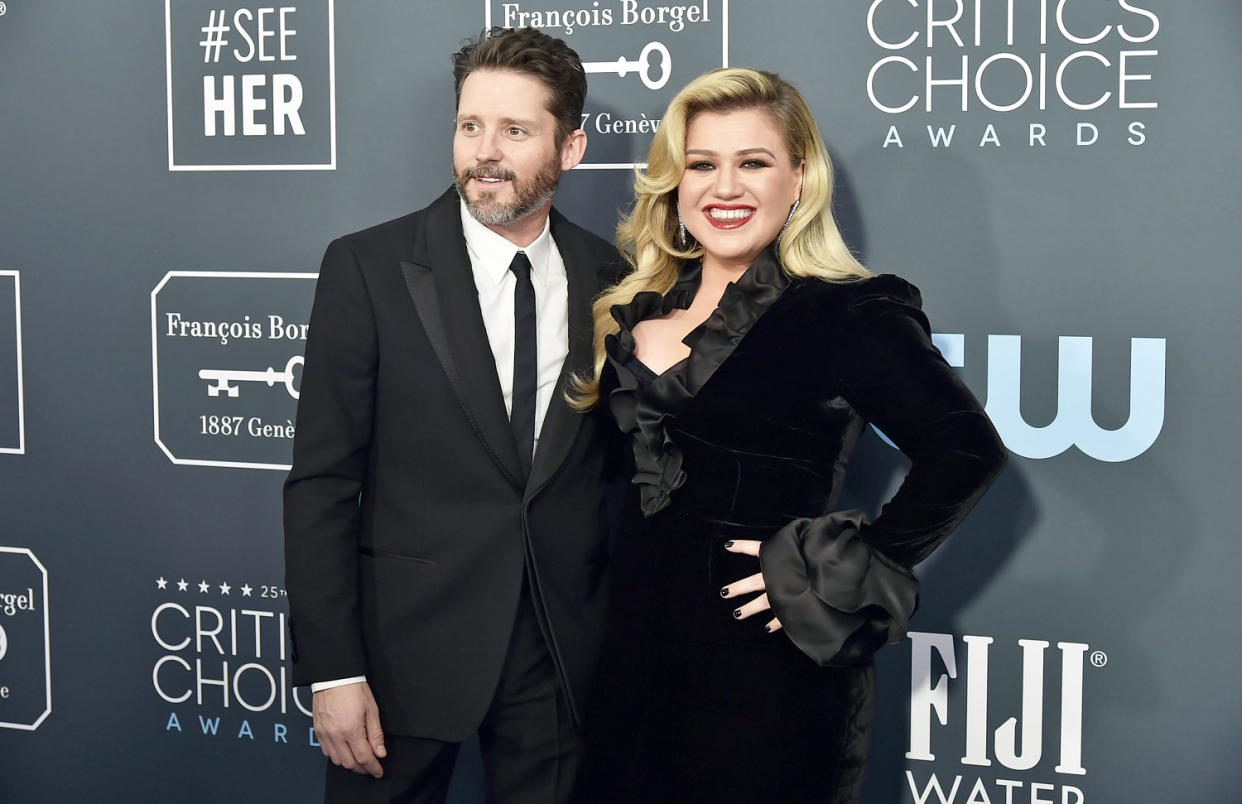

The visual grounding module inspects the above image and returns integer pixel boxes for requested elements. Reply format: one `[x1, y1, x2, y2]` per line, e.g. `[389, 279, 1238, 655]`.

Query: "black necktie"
[509, 251, 537, 479]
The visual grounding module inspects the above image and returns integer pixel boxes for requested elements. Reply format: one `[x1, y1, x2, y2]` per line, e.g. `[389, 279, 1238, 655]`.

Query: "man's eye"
[508, 127, 526, 136]
[460, 121, 479, 132]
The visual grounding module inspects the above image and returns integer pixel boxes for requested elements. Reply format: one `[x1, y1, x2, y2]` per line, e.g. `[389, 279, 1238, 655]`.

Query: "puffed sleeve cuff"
[759, 510, 919, 667]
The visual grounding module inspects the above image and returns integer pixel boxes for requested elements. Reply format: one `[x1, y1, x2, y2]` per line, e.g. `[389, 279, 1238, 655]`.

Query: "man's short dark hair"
[452, 27, 587, 148]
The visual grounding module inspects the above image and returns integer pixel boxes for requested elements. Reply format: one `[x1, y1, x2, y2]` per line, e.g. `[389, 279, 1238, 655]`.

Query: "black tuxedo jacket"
[284, 187, 617, 741]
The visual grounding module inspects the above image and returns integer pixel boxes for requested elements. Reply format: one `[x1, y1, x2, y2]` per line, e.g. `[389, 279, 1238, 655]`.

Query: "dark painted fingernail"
[720, 587, 730, 597]
[732, 609, 742, 619]
[723, 541, 734, 548]
[764, 625, 772, 633]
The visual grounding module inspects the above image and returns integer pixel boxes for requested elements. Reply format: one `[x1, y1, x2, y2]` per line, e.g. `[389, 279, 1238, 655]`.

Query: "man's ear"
[560, 129, 587, 172]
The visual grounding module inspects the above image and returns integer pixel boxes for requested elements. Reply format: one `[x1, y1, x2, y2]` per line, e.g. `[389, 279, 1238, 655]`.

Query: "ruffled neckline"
[604, 247, 791, 516]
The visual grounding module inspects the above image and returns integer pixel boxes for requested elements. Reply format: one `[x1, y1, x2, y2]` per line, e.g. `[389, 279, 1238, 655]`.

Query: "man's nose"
[473, 129, 502, 162]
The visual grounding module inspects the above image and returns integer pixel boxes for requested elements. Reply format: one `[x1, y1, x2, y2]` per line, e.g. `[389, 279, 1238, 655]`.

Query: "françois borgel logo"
[0, 271, 23, 455]
[487, 1, 728, 168]
[0, 547, 51, 732]
[164, 1, 336, 170]
[151, 272, 316, 470]
[865, 0, 1160, 150]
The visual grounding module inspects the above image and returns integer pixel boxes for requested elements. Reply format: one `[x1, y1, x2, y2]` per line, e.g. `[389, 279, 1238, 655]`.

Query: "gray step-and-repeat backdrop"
[2, 1, 1238, 801]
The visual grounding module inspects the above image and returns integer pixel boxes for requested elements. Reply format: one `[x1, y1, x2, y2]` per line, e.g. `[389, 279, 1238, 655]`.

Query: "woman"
[575, 69, 1006, 802]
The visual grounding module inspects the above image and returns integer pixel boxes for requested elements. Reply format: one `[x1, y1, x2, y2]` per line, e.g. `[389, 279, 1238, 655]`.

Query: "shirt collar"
[459, 198, 554, 286]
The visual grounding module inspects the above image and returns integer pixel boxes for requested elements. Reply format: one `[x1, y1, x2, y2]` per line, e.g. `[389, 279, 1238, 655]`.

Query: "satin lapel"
[401, 190, 524, 490]
[527, 212, 597, 498]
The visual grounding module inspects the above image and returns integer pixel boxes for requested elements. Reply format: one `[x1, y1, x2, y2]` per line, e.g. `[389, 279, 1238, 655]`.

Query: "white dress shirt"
[310, 200, 571, 694]
[458, 198, 570, 453]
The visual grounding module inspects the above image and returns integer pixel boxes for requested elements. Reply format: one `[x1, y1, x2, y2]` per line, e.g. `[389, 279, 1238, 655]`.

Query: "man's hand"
[313, 681, 387, 778]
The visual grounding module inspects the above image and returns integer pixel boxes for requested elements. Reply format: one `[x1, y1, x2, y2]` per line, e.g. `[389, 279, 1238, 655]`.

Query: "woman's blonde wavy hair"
[571, 67, 870, 408]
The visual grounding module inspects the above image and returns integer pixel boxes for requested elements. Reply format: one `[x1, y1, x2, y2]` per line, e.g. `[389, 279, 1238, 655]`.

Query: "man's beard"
[454, 157, 562, 227]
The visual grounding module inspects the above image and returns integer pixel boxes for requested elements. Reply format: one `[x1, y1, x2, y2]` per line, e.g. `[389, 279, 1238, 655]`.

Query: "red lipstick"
[702, 204, 756, 230]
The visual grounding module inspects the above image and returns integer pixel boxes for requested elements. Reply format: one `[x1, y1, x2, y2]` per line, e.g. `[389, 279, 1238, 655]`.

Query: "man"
[284, 28, 617, 802]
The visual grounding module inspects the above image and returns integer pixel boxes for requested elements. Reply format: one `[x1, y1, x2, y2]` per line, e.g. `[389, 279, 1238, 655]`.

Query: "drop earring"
[775, 197, 804, 242]
[676, 200, 687, 247]
[779, 197, 799, 242]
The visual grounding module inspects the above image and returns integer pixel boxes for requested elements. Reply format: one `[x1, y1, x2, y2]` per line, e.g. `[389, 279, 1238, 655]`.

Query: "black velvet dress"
[578, 248, 1006, 803]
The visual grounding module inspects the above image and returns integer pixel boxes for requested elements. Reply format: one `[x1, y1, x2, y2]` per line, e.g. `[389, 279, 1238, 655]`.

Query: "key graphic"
[198, 355, 303, 399]
[583, 42, 672, 90]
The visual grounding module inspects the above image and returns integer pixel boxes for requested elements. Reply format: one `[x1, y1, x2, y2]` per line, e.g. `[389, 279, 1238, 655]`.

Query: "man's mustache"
[462, 166, 517, 182]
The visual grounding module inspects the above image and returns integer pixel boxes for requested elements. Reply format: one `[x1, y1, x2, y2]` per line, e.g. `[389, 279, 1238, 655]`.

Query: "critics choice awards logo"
[151, 271, 316, 470]
[164, 1, 336, 170]
[0, 271, 23, 455]
[901, 632, 1108, 804]
[864, 0, 1160, 150]
[0, 548, 51, 731]
[487, 1, 729, 168]
[150, 572, 315, 746]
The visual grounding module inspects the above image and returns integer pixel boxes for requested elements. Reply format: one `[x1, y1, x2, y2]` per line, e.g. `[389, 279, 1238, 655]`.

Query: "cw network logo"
[927, 334, 1165, 462]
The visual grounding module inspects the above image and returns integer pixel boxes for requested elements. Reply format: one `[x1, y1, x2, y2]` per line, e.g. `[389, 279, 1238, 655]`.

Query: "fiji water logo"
[905, 632, 1104, 803]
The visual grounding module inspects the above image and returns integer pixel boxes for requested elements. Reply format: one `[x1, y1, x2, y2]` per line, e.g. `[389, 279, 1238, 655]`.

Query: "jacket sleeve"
[834, 278, 1007, 567]
[759, 277, 1006, 666]
[283, 237, 377, 686]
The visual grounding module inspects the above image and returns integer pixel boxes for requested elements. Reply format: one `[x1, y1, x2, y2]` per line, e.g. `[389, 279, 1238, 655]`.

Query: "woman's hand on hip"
[720, 540, 783, 633]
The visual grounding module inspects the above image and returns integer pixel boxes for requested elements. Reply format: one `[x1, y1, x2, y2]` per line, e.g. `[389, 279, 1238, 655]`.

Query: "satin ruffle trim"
[604, 248, 791, 516]
[759, 509, 919, 666]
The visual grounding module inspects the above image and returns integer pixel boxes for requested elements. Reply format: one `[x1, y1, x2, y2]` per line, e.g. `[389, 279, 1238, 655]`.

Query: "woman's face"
[677, 107, 804, 270]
